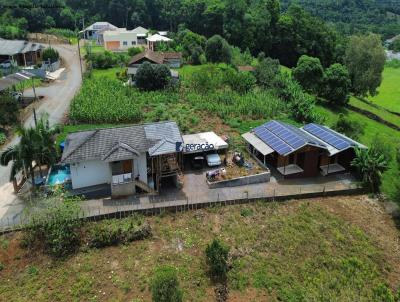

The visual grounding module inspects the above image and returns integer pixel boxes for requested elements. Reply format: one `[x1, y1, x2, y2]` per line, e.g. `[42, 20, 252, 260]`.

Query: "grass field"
[0, 196, 399, 301]
[348, 96, 400, 128]
[368, 67, 400, 113]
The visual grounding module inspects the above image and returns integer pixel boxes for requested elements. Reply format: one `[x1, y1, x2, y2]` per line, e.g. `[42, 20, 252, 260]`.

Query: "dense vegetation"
[0, 0, 367, 67]
[281, 0, 400, 38]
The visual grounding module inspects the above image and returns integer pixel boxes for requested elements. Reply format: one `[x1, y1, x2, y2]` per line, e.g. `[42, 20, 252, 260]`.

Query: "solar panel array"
[254, 121, 307, 155]
[303, 123, 351, 150]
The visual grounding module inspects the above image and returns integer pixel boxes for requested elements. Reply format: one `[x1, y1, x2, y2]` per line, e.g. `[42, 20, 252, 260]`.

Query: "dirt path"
[0, 44, 83, 222]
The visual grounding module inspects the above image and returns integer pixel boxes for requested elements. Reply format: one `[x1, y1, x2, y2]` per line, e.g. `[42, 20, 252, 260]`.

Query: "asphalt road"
[0, 44, 82, 222]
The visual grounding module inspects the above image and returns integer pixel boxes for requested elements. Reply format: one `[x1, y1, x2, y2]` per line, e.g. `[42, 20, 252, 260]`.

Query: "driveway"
[0, 44, 82, 222]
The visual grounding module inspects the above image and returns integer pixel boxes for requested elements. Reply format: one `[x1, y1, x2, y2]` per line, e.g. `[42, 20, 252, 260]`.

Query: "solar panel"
[264, 121, 306, 149]
[303, 124, 350, 150]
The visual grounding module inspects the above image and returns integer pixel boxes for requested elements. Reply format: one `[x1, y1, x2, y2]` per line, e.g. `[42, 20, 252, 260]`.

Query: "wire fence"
[0, 181, 365, 233]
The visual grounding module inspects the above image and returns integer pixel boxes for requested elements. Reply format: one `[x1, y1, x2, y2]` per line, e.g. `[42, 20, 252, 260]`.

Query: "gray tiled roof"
[61, 121, 183, 164]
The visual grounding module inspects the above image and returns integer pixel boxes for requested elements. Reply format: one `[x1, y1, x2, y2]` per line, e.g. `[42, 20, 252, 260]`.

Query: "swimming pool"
[47, 164, 72, 188]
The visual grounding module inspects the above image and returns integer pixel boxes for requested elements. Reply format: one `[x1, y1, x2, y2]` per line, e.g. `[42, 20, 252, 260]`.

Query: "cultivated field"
[0, 195, 399, 302]
[369, 67, 400, 113]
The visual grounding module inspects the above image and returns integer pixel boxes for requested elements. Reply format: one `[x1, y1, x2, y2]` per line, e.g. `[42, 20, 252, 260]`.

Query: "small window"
[123, 41, 128, 46]
[131, 41, 136, 45]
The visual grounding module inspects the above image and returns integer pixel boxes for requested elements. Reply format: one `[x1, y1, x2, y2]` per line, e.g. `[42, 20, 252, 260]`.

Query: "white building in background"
[103, 26, 150, 51]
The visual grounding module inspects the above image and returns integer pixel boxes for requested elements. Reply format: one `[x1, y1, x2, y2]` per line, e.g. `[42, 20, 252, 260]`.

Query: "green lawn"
[348, 96, 400, 128]
[0, 197, 398, 301]
[368, 67, 400, 113]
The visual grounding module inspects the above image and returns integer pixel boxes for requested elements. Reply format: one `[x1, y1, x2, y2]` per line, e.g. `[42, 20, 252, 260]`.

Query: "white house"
[61, 121, 183, 197]
[103, 26, 150, 51]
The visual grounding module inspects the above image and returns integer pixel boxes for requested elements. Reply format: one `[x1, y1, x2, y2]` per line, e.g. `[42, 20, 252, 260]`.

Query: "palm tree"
[33, 116, 61, 175]
[0, 126, 36, 184]
[0, 115, 61, 187]
[351, 147, 388, 193]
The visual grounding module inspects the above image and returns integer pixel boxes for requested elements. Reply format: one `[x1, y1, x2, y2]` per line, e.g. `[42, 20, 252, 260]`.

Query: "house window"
[131, 41, 136, 45]
[123, 41, 128, 46]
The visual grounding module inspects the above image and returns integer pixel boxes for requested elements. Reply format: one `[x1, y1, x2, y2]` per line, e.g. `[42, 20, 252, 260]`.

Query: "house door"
[122, 160, 133, 174]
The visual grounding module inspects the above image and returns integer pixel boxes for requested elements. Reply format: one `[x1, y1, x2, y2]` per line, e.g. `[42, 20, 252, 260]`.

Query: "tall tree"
[322, 63, 351, 105]
[344, 33, 386, 96]
[292, 55, 324, 94]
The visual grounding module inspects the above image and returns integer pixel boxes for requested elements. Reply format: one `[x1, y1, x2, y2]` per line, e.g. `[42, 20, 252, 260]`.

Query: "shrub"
[136, 62, 171, 91]
[205, 35, 232, 64]
[225, 70, 256, 94]
[86, 51, 129, 69]
[205, 239, 230, 279]
[254, 57, 280, 88]
[22, 201, 82, 258]
[44, 28, 77, 39]
[128, 47, 143, 57]
[42, 47, 60, 63]
[333, 114, 364, 140]
[87, 215, 151, 248]
[190, 46, 205, 65]
[151, 266, 183, 302]
[372, 283, 395, 302]
[0, 131, 6, 145]
[351, 147, 388, 193]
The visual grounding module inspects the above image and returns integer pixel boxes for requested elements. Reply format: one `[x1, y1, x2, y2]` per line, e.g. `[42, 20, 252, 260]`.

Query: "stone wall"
[207, 171, 271, 189]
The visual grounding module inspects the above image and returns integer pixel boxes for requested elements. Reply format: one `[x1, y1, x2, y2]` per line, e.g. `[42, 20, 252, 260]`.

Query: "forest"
[1, 0, 399, 55]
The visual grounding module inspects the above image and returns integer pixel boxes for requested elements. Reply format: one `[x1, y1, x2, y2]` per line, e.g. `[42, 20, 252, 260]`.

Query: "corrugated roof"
[132, 26, 149, 35]
[61, 121, 183, 163]
[0, 70, 35, 92]
[0, 39, 43, 56]
[146, 34, 171, 42]
[84, 22, 118, 31]
[242, 132, 274, 156]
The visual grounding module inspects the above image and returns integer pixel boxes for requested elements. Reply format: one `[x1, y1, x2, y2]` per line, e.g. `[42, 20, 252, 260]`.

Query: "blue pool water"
[47, 164, 71, 187]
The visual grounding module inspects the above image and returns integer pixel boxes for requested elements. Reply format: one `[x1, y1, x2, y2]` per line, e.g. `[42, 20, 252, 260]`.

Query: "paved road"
[0, 44, 82, 221]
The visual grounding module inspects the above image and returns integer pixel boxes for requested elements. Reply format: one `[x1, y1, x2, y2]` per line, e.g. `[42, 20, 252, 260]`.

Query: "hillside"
[281, 0, 400, 37]
[0, 196, 399, 301]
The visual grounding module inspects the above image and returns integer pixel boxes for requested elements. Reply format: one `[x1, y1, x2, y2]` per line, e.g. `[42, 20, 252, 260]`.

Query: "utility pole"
[77, 35, 83, 80]
[32, 77, 38, 127]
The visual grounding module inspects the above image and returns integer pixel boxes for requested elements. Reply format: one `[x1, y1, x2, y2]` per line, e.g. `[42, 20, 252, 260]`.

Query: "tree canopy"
[345, 33, 386, 97]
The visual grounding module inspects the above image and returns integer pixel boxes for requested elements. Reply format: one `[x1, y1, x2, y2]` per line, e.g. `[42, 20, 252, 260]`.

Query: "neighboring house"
[81, 22, 118, 42]
[146, 34, 172, 51]
[242, 120, 366, 179]
[132, 26, 149, 45]
[127, 50, 182, 81]
[103, 26, 150, 51]
[60, 121, 183, 197]
[0, 39, 44, 66]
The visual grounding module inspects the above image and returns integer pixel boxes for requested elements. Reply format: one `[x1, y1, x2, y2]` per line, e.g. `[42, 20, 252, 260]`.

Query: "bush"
[254, 57, 280, 88]
[42, 47, 60, 63]
[128, 47, 143, 57]
[87, 215, 151, 248]
[86, 51, 129, 69]
[333, 113, 364, 140]
[0, 131, 6, 145]
[205, 239, 230, 279]
[22, 202, 82, 258]
[274, 73, 322, 123]
[151, 266, 183, 302]
[135, 62, 171, 91]
[205, 35, 232, 64]
[372, 283, 395, 302]
[225, 69, 256, 94]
